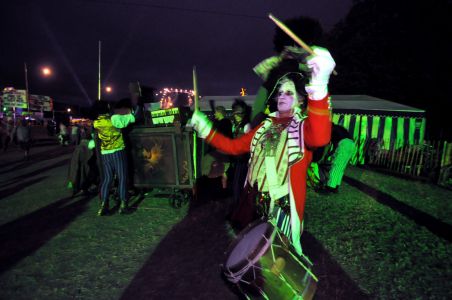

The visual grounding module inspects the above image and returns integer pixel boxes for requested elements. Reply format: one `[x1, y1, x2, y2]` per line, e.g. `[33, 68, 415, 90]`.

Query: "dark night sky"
[0, 0, 352, 107]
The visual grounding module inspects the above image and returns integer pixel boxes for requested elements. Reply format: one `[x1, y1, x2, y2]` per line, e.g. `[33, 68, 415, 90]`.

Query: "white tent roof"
[198, 94, 425, 117]
[330, 95, 424, 113]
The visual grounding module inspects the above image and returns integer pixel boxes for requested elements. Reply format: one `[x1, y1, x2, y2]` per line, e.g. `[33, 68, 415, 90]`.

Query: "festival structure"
[0, 87, 53, 119]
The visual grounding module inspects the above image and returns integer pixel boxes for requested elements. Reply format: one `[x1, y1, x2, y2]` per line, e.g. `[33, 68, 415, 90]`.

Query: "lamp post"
[24, 62, 30, 116]
[24, 63, 53, 117]
[98, 40, 101, 101]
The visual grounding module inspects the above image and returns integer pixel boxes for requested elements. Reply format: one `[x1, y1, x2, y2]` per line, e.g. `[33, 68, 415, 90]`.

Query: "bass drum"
[222, 221, 317, 300]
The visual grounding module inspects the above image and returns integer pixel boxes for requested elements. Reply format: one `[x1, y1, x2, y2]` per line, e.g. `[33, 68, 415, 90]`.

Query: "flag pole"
[192, 66, 199, 180]
[193, 66, 199, 111]
[98, 40, 101, 101]
[24, 62, 30, 115]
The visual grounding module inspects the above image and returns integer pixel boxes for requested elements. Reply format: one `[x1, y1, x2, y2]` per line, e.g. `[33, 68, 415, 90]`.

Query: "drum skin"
[222, 221, 317, 300]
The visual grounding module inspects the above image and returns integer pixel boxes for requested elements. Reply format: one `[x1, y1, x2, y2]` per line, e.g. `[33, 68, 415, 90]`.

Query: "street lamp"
[105, 86, 112, 93]
[41, 67, 52, 77]
[67, 108, 71, 113]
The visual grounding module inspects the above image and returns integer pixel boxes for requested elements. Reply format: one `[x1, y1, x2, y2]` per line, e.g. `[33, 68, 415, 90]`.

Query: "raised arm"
[190, 110, 259, 155]
[111, 113, 135, 129]
[303, 96, 332, 148]
[303, 46, 335, 148]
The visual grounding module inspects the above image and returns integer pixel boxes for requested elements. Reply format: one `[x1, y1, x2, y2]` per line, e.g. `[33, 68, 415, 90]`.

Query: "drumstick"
[268, 13, 338, 76]
[193, 66, 199, 111]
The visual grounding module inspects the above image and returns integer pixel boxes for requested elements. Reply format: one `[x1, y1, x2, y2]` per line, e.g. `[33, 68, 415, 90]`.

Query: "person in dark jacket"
[67, 138, 98, 196]
[16, 119, 32, 159]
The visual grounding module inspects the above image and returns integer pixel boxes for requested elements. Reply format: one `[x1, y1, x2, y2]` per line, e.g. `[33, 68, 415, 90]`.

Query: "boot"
[97, 201, 109, 216]
[119, 201, 130, 215]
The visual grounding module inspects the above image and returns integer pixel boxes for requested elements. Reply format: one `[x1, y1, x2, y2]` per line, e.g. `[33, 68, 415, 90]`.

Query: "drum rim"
[223, 220, 275, 273]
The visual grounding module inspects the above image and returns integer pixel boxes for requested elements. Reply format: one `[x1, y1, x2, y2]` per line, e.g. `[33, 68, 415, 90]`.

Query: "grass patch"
[305, 166, 452, 299]
[1, 159, 451, 299]
[0, 194, 188, 300]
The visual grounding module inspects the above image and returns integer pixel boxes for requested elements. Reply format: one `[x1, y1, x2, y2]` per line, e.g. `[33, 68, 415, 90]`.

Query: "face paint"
[277, 80, 298, 114]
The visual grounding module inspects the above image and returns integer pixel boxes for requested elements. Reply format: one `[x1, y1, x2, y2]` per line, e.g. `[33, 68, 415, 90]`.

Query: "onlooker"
[0, 120, 5, 151]
[59, 123, 69, 146]
[213, 106, 233, 138]
[71, 124, 80, 145]
[3, 120, 14, 152]
[16, 119, 32, 159]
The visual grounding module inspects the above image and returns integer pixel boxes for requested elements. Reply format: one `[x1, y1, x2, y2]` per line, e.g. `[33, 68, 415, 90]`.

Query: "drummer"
[190, 47, 335, 256]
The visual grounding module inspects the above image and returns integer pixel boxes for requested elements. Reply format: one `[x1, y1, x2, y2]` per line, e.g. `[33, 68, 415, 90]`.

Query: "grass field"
[304, 167, 452, 299]
[0, 160, 451, 299]
[0, 191, 189, 299]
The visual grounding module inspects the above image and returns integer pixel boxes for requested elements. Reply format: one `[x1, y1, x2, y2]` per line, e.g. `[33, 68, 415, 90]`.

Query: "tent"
[198, 94, 426, 165]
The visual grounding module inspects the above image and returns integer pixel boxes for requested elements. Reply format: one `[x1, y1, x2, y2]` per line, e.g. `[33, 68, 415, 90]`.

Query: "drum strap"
[288, 171, 303, 256]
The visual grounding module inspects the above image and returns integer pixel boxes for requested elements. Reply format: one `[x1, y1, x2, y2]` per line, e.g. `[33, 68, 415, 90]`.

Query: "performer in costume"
[93, 100, 135, 216]
[200, 106, 232, 189]
[226, 99, 252, 217]
[191, 47, 335, 255]
[314, 124, 356, 194]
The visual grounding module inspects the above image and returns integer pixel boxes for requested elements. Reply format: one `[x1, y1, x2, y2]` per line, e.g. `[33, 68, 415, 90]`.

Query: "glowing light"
[67, 108, 71, 113]
[105, 86, 112, 93]
[3, 87, 15, 92]
[42, 67, 52, 77]
[157, 87, 196, 109]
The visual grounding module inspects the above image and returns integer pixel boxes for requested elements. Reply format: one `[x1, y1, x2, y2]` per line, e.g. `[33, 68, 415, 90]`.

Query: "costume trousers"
[327, 138, 355, 188]
[100, 149, 128, 203]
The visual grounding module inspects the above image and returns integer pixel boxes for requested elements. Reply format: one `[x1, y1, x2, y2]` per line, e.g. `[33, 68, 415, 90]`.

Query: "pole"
[192, 66, 199, 111]
[98, 40, 101, 101]
[192, 66, 199, 179]
[24, 62, 30, 115]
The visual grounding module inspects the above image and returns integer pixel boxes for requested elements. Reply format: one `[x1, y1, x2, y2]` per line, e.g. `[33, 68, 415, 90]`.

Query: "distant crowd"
[0, 118, 34, 159]
[0, 117, 93, 160]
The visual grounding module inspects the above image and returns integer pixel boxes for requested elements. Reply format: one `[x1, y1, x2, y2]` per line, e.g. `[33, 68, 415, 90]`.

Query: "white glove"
[88, 139, 96, 150]
[189, 110, 213, 139]
[305, 46, 336, 100]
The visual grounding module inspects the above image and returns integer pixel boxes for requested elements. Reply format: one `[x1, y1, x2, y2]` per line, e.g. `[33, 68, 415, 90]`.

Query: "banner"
[0, 90, 53, 111]
[1, 90, 28, 108]
[29, 94, 53, 111]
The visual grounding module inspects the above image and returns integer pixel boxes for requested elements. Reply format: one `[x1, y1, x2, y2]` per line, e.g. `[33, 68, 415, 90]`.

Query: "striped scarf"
[247, 109, 307, 192]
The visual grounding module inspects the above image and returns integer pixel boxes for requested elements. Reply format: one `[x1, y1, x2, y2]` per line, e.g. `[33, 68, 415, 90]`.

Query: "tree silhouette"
[327, 0, 451, 139]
